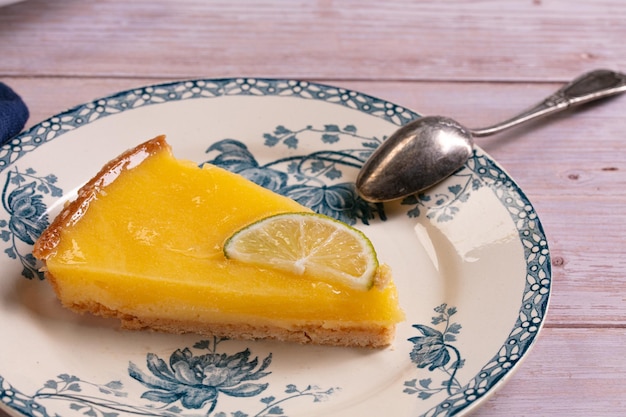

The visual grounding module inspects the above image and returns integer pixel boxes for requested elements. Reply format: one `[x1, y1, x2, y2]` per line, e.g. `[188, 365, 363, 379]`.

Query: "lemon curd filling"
[35, 136, 403, 345]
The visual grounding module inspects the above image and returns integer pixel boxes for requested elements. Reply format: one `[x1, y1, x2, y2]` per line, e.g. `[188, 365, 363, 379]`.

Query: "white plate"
[0, 79, 551, 417]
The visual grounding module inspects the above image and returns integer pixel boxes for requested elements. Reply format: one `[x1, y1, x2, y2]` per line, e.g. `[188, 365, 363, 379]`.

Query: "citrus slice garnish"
[223, 212, 379, 291]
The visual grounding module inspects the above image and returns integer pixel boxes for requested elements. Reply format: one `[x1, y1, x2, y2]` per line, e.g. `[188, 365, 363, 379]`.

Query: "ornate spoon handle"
[471, 69, 626, 137]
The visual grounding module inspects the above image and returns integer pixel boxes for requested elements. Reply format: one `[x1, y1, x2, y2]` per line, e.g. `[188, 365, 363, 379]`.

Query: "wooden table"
[1, 1, 625, 415]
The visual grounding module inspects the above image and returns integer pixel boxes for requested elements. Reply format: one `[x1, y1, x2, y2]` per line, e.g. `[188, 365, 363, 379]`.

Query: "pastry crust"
[54, 298, 395, 348]
[34, 136, 168, 259]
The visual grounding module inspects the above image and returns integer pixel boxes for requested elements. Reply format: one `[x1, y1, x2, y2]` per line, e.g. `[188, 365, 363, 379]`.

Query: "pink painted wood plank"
[474, 327, 626, 416]
[1, 0, 625, 81]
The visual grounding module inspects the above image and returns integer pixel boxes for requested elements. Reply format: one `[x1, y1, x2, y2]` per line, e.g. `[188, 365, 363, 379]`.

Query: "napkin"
[0, 82, 29, 145]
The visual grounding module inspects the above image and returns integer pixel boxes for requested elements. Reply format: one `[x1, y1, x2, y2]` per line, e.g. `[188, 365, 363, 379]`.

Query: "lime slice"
[224, 212, 379, 291]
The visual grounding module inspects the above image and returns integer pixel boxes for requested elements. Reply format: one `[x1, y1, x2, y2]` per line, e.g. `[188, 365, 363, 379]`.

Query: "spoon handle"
[471, 69, 626, 137]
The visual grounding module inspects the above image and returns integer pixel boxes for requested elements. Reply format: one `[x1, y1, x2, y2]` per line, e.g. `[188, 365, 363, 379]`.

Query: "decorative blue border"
[0, 78, 550, 417]
[422, 153, 551, 416]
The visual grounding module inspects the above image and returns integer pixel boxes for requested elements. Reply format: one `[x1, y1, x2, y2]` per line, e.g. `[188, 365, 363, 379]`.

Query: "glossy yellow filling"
[44, 145, 403, 326]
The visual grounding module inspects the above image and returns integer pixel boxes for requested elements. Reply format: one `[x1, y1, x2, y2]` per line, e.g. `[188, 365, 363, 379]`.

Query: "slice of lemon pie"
[33, 136, 404, 348]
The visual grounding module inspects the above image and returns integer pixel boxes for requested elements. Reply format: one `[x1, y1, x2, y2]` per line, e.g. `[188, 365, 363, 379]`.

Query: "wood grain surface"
[1, 1, 625, 416]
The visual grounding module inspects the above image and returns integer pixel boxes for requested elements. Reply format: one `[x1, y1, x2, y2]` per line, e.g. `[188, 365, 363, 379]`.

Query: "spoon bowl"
[356, 69, 626, 203]
[356, 116, 473, 202]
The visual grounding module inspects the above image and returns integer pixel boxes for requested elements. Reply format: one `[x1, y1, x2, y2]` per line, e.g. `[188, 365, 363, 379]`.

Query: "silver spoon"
[356, 69, 626, 203]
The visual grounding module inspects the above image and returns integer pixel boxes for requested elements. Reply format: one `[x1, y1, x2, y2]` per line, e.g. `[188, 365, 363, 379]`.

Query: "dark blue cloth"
[0, 82, 29, 145]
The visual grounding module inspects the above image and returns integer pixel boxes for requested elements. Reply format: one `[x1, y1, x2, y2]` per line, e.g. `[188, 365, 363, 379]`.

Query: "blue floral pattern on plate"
[0, 78, 551, 417]
[1, 338, 338, 417]
[404, 304, 464, 400]
[0, 166, 60, 280]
